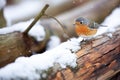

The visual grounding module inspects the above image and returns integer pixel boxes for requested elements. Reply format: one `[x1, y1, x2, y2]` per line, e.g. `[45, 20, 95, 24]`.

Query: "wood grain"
[52, 26, 120, 80]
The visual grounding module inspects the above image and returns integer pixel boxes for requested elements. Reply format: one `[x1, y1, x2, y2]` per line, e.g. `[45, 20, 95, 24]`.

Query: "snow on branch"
[95, 7, 120, 36]
[0, 37, 83, 80]
[0, 20, 45, 41]
[85, 7, 120, 39]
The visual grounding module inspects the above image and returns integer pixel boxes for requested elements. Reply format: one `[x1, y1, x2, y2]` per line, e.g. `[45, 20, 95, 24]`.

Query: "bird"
[74, 17, 107, 39]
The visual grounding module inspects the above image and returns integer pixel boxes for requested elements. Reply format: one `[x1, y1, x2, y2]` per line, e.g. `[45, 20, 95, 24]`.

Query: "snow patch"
[95, 7, 120, 37]
[46, 36, 61, 50]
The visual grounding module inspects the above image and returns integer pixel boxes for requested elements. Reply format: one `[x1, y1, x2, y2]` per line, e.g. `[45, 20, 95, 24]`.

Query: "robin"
[74, 17, 107, 38]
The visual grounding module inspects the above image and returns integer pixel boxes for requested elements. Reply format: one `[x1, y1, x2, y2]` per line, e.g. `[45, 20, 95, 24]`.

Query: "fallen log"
[52, 26, 120, 80]
[0, 19, 120, 80]
[0, 29, 50, 68]
[0, 26, 120, 80]
[0, 32, 31, 67]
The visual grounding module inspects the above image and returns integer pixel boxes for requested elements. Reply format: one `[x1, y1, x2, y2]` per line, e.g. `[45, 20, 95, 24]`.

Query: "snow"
[95, 7, 120, 37]
[106, 33, 113, 38]
[0, 37, 83, 80]
[46, 36, 61, 50]
[0, 19, 45, 41]
[0, 0, 6, 10]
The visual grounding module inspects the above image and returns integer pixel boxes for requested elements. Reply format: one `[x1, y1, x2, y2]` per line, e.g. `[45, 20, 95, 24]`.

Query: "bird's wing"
[88, 22, 99, 29]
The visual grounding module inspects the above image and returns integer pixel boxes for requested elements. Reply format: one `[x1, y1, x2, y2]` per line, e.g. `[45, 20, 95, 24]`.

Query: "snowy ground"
[0, 2, 120, 80]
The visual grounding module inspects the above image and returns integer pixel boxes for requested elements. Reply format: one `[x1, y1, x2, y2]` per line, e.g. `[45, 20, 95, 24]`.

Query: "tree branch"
[23, 4, 49, 34]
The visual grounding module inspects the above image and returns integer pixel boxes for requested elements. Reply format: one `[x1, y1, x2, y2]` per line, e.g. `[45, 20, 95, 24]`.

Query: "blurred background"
[1, 0, 119, 40]
[5, 0, 89, 25]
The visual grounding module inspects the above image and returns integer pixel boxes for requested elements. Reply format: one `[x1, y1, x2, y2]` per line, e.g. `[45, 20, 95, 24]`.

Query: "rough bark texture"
[0, 32, 31, 67]
[52, 26, 120, 80]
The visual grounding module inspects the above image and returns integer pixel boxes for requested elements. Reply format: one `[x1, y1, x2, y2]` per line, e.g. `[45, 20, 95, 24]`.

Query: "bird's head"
[75, 17, 89, 25]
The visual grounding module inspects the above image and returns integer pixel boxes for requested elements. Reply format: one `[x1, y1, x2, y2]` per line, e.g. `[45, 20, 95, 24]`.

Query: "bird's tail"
[99, 24, 108, 27]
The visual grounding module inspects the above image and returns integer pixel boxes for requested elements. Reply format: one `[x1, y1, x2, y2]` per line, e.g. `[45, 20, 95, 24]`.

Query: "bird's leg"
[81, 37, 94, 46]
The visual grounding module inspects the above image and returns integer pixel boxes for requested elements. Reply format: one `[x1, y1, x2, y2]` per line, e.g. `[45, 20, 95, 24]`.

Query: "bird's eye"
[80, 21, 83, 24]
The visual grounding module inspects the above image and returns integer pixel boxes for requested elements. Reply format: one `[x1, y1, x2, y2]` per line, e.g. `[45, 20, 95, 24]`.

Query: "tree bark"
[0, 29, 50, 68]
[0, 32, 31, 67]
[52, 26, 120, 80]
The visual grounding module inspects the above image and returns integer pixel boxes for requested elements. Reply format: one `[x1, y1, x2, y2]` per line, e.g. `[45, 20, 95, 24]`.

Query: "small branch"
[44, 14, 70, 39]
[23, 4, 49, 34]
[0, 9, 6, 28]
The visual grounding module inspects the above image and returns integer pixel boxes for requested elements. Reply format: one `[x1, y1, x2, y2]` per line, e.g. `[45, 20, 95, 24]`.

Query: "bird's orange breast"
[75, 24, 97, 37]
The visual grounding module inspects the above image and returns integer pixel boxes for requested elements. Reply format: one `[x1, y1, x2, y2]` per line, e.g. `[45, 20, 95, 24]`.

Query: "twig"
[44, 14, 70, 39]
[23, 4, 49, 34]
